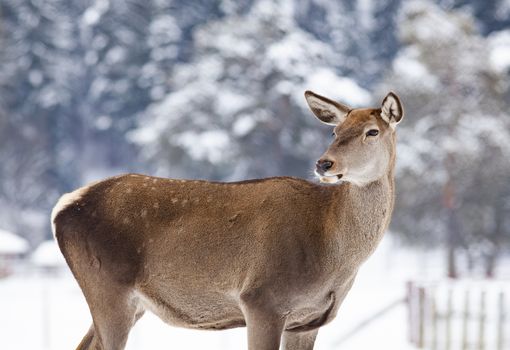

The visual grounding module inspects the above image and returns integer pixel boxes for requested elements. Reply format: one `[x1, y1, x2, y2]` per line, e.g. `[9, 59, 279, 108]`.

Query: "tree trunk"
[485, 245, 499, 279]
[443, 178, 459, 279]
[447, 245, 457, 279]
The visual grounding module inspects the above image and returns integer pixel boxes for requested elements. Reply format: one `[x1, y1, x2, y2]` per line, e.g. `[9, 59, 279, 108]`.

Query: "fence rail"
[407, 280, 509, 350]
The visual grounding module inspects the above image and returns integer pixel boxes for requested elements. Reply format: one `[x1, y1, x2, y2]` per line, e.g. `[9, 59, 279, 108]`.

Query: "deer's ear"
[304, 90, 351, 126]
[380, 92, 404, 128]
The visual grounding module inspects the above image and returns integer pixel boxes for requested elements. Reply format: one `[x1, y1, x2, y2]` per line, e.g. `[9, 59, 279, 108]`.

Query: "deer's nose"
[316, 159, 334, 173]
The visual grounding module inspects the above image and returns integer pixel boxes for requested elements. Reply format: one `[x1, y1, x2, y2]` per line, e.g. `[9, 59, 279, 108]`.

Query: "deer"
[52, 90, 404, 350]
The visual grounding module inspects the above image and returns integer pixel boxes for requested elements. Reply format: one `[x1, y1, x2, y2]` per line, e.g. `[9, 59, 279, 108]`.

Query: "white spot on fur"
[181, 199, 188, 206]
[153, 202, 159, 209]
[171, 198, 178, 204]
[141, 209, 147, 218]
[51, 185, 92, 239]
[123, 218, 130, 224]
[152, 179, 158, 184]
[126, 188, 133, 193]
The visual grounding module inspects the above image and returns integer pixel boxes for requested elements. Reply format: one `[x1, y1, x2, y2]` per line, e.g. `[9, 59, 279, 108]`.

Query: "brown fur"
[53, 91, 403, 350]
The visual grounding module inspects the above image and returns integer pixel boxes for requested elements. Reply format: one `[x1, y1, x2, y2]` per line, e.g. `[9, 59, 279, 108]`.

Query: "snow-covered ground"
[0, 229, 28, 255]
[0, 237, 506, 350]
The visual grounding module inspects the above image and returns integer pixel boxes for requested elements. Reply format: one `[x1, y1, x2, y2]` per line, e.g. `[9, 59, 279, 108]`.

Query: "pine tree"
[132, 0, 370, 181]
[380, 0, 510, 277]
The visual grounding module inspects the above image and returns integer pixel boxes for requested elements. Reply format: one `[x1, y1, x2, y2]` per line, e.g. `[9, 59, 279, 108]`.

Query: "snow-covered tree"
[0, 0, 87, 243]
[131, 0, 370, 181]
[1, 0, 508, 252]
[0, 0, 226, 242]
[380, 0, 510, 277]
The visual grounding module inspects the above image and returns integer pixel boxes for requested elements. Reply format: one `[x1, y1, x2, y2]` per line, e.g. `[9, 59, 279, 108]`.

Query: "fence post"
[445, 288, 453, 350]
[478, 290, 486, 350]
[462, 289, 470, 350]
[417, 286, 426, 348]
[407, 281, 416, 345]
[497, 291, 505, 350]
[430, 289, 438, 350]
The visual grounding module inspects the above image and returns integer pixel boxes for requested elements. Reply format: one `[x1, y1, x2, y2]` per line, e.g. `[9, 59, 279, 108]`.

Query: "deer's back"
[54, 174, 336, 286]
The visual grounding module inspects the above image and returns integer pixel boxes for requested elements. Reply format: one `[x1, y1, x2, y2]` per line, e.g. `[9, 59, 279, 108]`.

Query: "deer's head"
[305, 90, 404, 186]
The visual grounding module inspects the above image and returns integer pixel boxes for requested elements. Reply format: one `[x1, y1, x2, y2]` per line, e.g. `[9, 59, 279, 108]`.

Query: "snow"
[149, 15, 182, 43]
[304, 69, 371, 107]
[105, 46, 127, 65]
[82, 0, 110, 26]
[0, 229, 29, 255]
[128, 125, 159, 145]
[0, 236, 448, 350]
[401, 1, 471, 44]
[90, 77, 109, 99]
[253, 0, 295, 26]
[31, 241, 67, 268]
[495, 0, 510, 21]
[357, 0, 375, 31]
[176, 130, 231, 164]
[198, 27, 255, 58]
[392, 49, 438, 89]
[94, 115, 112, 130]
[233, 115, 257, 137]
[488, 30, 510, 73]
[2, 235, 510, 349]
[28, 70, 43, 87]
[215, 90, 251, 116]
[266, 32, 321, 72]
[84, 50, 99, 65]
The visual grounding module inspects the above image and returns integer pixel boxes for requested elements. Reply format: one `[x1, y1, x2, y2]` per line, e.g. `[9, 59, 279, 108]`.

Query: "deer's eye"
[331, 132, 336, 137]
[366, 129, 379, 137]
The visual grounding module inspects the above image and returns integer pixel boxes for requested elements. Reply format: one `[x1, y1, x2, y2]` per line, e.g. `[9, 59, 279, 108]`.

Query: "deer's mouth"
[315, 171, 344, 184]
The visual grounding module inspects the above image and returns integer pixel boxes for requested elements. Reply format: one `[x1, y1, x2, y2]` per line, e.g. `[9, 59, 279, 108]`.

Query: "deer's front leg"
[282, 329, 318, 350]
[241, 291, 285, 350]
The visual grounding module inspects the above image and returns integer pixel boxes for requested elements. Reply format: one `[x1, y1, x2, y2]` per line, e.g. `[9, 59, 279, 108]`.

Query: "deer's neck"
[327, 160, 395, 262]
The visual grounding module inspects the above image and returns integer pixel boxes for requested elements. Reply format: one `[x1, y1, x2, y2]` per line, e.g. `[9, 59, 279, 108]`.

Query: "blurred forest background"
[0, 0, 509, 278]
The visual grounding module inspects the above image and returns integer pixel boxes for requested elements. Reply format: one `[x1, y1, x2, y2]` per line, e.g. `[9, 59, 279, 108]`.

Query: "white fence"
[407, 280, 509, 350]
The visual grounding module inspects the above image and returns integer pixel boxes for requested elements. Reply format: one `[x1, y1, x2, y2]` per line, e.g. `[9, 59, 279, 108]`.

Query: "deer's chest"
[283, 271, 358, 331]
[283, 291, 338, 331]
